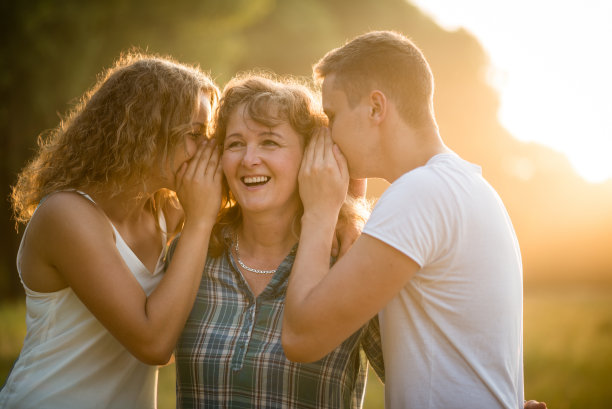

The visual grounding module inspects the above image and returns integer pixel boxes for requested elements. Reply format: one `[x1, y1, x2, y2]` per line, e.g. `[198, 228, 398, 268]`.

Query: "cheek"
[282, 154, 303, 188]
[221, 153, 231, 174]
[332, 126, 350, 150]
[185, 140, 198, 159]
[175, 140, 196, 167]
[221, 153, 238, 182]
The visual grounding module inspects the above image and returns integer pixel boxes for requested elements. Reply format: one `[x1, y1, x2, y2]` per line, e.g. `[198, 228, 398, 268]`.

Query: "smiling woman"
[168, 73, 381, 409]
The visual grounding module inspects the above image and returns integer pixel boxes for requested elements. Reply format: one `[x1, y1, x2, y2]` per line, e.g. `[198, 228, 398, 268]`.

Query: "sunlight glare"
[409, 0, 612, 183]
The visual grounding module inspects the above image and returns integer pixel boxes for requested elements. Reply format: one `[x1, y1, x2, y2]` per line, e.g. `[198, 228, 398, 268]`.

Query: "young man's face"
[321, 74, 370, 179]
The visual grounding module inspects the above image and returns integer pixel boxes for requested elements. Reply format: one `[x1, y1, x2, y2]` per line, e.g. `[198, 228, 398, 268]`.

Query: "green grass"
[0, 299, 26, 384]
[2, 285, 611, 408]
[523, 285, 612, 408]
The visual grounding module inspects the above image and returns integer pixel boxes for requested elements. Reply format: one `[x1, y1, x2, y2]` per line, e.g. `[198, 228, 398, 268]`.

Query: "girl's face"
[164, 91, 212, 190]
[222, 104, 304, 217]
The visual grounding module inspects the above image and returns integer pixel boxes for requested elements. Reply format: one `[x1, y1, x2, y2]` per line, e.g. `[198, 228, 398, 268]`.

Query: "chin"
[348, 168, 365, 180]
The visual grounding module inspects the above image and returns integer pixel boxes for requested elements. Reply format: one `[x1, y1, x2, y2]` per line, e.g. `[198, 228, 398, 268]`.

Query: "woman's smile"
[242, 175, 271, 187]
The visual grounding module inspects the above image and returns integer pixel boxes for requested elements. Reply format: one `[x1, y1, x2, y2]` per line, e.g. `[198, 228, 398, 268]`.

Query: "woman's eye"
[188, 132, 203, 140]
[225, 141, 243, 150]
[262, 139, 279, 147]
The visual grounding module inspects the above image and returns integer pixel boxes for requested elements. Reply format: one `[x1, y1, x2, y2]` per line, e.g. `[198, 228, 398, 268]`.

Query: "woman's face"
[164, 91, 212, 189]
[222, 104, 304, 216]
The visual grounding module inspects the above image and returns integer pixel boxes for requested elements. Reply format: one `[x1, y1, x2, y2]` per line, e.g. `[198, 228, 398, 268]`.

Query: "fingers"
[174, 162, 187, 192]
[213, 150, 224, 181]
[332, 144, 349, 180]
[299, 127, 348, 191]
[306, 127, 338, 173]
[301, 128, 319, 172]
[331, 232, 340, 258]
[323, 128, 334, 162]
[183, 140, 209, 181]
[185, 139, 221, 181]
[176, 138, 224, 224]
[312, 127, 327, 166]
[524, 401, 547, 409]
[203, 139, 220, 177]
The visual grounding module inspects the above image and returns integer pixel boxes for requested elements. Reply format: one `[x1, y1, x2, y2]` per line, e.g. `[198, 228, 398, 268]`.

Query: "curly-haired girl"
[0, 52, 222, 409]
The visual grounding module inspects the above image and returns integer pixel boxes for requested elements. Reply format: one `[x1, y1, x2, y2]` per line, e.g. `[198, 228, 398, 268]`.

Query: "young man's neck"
[381, 123, 450, 183]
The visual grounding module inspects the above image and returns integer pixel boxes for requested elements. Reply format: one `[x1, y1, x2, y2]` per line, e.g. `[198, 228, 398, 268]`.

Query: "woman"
[0, 52, 223, 409]
[172, 74, 383, 408]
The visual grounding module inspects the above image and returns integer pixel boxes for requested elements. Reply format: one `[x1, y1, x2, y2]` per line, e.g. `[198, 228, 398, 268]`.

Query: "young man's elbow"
[136, 351, 172, 366]
[281, 330, 323, 363]
[129, 341, 174, 365]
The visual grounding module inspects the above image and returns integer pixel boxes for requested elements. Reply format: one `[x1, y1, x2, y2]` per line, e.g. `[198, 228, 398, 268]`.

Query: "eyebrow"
[225, 132, 242, 140]
[260, 131, 283, 138]
[224, 130, 284, 141]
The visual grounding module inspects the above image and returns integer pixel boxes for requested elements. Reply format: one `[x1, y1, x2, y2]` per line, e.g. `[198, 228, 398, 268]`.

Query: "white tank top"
[0, 192, 166, 409]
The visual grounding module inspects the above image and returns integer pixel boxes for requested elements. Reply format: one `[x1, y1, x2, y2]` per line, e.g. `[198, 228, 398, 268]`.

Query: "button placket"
[231, 301, 256, 371]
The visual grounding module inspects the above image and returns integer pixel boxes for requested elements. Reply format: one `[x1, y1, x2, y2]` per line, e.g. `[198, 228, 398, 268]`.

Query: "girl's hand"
[175, 139, 223, 226]
[299, 127, 349, 225]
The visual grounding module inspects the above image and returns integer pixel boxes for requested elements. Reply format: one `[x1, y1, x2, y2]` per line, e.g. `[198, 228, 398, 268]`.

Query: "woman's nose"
[241, 145, 262, 166]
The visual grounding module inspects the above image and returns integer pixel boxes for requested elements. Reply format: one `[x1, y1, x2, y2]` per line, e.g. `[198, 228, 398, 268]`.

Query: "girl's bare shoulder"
[27, 191, 114, 245]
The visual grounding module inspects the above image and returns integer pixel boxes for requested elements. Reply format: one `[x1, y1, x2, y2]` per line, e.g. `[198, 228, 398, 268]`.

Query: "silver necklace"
[234, 235, 277, 275]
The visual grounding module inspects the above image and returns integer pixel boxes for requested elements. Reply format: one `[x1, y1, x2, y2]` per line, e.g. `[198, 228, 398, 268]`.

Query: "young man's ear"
[368, 90, 387, 123]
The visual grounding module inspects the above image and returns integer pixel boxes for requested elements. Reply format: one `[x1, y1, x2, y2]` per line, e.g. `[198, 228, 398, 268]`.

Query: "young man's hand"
[524, 400, 547, 409]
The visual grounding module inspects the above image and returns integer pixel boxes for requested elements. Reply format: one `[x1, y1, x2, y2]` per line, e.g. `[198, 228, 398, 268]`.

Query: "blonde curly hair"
[208, 73, 371, 257]
[11, 51, 219, 225]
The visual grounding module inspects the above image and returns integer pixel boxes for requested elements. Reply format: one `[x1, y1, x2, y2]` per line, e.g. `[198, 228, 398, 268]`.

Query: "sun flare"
[410, 0, 612, 183]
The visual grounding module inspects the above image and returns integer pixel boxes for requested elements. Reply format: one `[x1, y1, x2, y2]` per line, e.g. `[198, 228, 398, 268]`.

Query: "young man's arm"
[282, 131, 420, 362]
[282, 223, 419, 362]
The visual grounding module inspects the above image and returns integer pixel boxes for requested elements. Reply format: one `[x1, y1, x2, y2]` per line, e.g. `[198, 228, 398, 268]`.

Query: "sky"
[410, 0, 612, 183]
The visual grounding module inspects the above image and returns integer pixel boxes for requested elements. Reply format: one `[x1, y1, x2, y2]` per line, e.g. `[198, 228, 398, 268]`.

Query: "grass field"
[2, 284, 611, 408]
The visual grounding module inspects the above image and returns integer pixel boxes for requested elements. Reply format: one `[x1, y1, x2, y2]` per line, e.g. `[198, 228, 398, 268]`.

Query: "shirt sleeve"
[362, 169, 452, 269]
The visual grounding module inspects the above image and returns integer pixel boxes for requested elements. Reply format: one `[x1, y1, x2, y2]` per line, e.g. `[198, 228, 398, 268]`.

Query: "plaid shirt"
[172, 242, 384, 409]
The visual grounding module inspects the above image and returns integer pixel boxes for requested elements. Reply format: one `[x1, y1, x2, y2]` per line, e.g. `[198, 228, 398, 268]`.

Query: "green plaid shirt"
[173, 242, 384, 409]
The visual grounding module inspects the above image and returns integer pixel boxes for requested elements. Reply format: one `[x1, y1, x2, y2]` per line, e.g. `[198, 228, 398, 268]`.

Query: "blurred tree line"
[2, 0, 611, 299]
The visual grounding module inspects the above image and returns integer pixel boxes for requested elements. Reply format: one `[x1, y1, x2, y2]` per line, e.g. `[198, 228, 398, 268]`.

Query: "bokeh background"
[1, 0, 611, 408]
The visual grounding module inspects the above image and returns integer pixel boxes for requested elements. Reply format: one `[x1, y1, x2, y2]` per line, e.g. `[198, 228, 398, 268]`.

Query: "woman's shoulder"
[37, 190, 99, 215]
[19, 191, 116, 292]
[29, 191, 112, 239]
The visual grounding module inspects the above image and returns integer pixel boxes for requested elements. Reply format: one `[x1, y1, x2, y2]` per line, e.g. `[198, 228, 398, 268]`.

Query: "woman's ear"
[368, 90, 387, 124]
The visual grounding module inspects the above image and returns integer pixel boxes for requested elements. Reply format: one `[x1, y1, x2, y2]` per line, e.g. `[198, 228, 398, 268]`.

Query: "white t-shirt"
[363, 153, 524, 408]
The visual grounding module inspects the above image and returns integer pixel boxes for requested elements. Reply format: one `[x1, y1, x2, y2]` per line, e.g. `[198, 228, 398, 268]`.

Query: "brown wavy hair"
[11, 51, 219, 226]
[208, 73, 371, 257]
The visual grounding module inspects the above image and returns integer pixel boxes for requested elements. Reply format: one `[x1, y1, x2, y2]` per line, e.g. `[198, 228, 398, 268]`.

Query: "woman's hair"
[208, 73, 371, 257]
[11, 50, 219, 225]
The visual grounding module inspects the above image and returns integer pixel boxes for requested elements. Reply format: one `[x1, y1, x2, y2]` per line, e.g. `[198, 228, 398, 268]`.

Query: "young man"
[282, 31, 530, 408]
